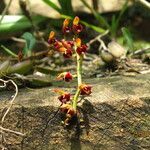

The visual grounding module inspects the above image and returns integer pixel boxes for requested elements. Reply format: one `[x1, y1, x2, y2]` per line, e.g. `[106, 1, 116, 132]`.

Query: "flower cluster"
[48, 17, 87, 59]
[48, 16, 92, 125]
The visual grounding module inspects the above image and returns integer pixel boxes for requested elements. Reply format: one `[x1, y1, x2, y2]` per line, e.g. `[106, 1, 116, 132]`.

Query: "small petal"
[79, 84, 92, 95]
[63, 18, 70, 27]
[59, 47, 67, 53]
[67, 41, 74, 47]
[54, 41, 63, 50]
[58, 93, 71, 103]
[73, 16, 79, 25]
[63, 49, 72, 58]
[57, 72, 73, 82]
[62, 40, 72, 49]
[72, 24, 83, 34]
[64, 72, 73, 82]
[75, 38, 81, 47]
[53, 89, 65, 95]
[48, 31, 56, 44]
[49, 31, 55, 39]
[76, 44, 87, 55]
[60, 104, 76, 116]
[62, 26, 71, 34]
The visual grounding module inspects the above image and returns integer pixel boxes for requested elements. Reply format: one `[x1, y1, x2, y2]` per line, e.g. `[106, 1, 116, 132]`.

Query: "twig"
[11, 37, 49, 49]
[87, 30, 109, 51]
[0, 79, 24, 148]
[0, 0, 13, 24]
[137, 0, 150, 9]
[0, 79, 18, 124]
[0, 126, 25, 136]
[132, 47, 150, 55]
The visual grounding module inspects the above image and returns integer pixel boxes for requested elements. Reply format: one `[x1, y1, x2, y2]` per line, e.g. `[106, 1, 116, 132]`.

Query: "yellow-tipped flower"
[72, 16, 83, 34]
[63, 18, 70, 28]
[48, 31, 56, 44]
[73, 16, 79, 25]
[75, 38, 81, 47]
[62, 18, 71, 34]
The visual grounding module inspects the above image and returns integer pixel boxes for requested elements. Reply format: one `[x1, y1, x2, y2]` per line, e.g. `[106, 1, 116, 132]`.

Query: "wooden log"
[0, 74, 150, 149]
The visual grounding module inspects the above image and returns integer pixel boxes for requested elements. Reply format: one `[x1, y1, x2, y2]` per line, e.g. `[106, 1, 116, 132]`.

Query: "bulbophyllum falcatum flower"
[60, 104, 76, 117]
[72, 16, 83, 34]
[58, 93, 71, 103]
[76, 45, 87, 55]
[48, 31, 56, 44]
[62, 18, 71, 34]
[54, 89, 71, 103]
[57, 72, 73, 82]
[79, 84, 92, 95]
[53, 39, 74, 58]
[75, 38, 87, 55]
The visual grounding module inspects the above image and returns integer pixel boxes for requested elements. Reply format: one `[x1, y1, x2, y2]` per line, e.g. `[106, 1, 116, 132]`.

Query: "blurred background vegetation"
[0, 0, 150, 87]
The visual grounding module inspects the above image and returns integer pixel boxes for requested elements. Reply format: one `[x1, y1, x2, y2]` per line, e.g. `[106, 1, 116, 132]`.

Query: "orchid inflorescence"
[48, 16, 92, 125]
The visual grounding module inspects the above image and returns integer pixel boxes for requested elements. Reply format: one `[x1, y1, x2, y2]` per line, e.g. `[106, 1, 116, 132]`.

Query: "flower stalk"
[72, 52, 83, 110]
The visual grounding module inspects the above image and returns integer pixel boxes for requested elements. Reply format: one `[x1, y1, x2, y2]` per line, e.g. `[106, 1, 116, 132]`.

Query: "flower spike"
[48, 16, 91, 125]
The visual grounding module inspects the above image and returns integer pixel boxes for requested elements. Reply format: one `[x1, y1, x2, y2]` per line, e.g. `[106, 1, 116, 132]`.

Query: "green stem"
[1, 45, 18, 57]
[72, 53, 83, 110]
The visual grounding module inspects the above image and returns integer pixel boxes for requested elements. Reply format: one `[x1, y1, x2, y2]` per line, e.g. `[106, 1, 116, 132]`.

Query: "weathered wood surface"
[0, 74, 150, 150]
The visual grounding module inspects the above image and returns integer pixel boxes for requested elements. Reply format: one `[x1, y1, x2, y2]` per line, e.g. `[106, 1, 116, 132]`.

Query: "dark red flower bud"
[58, 93, 71, 103]
[79, 84, 92, 95]
[62, 26, 71, 34]
[67, 41, 74, 47]
[76, 44, 87, 55]
[64, 72, 73, 82]
[62, 40, 72, 49]
[57, 72, 73, 82]
[63, 48, 72, 58]
[60, 104, 76, 116]
[54, 41, 63, 50]
[62, 19, 71, 34]
[72, 24, 83, 34]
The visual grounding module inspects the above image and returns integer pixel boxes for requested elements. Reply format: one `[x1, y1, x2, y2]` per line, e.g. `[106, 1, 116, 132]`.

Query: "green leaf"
[1, 45, 18, 57]
[110, 1, 128, 37]
[42, 0, 62, 13]
[122, 27, 134, 51]
[115, 1, 128, 30]
[8, 60, 33, 75]
[0, 15, 46, 34]
[80, 0, 109, 28]
[21, 32, 36, 56]
[58, 0, 74, 16]
[110, 15, 117, 37]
